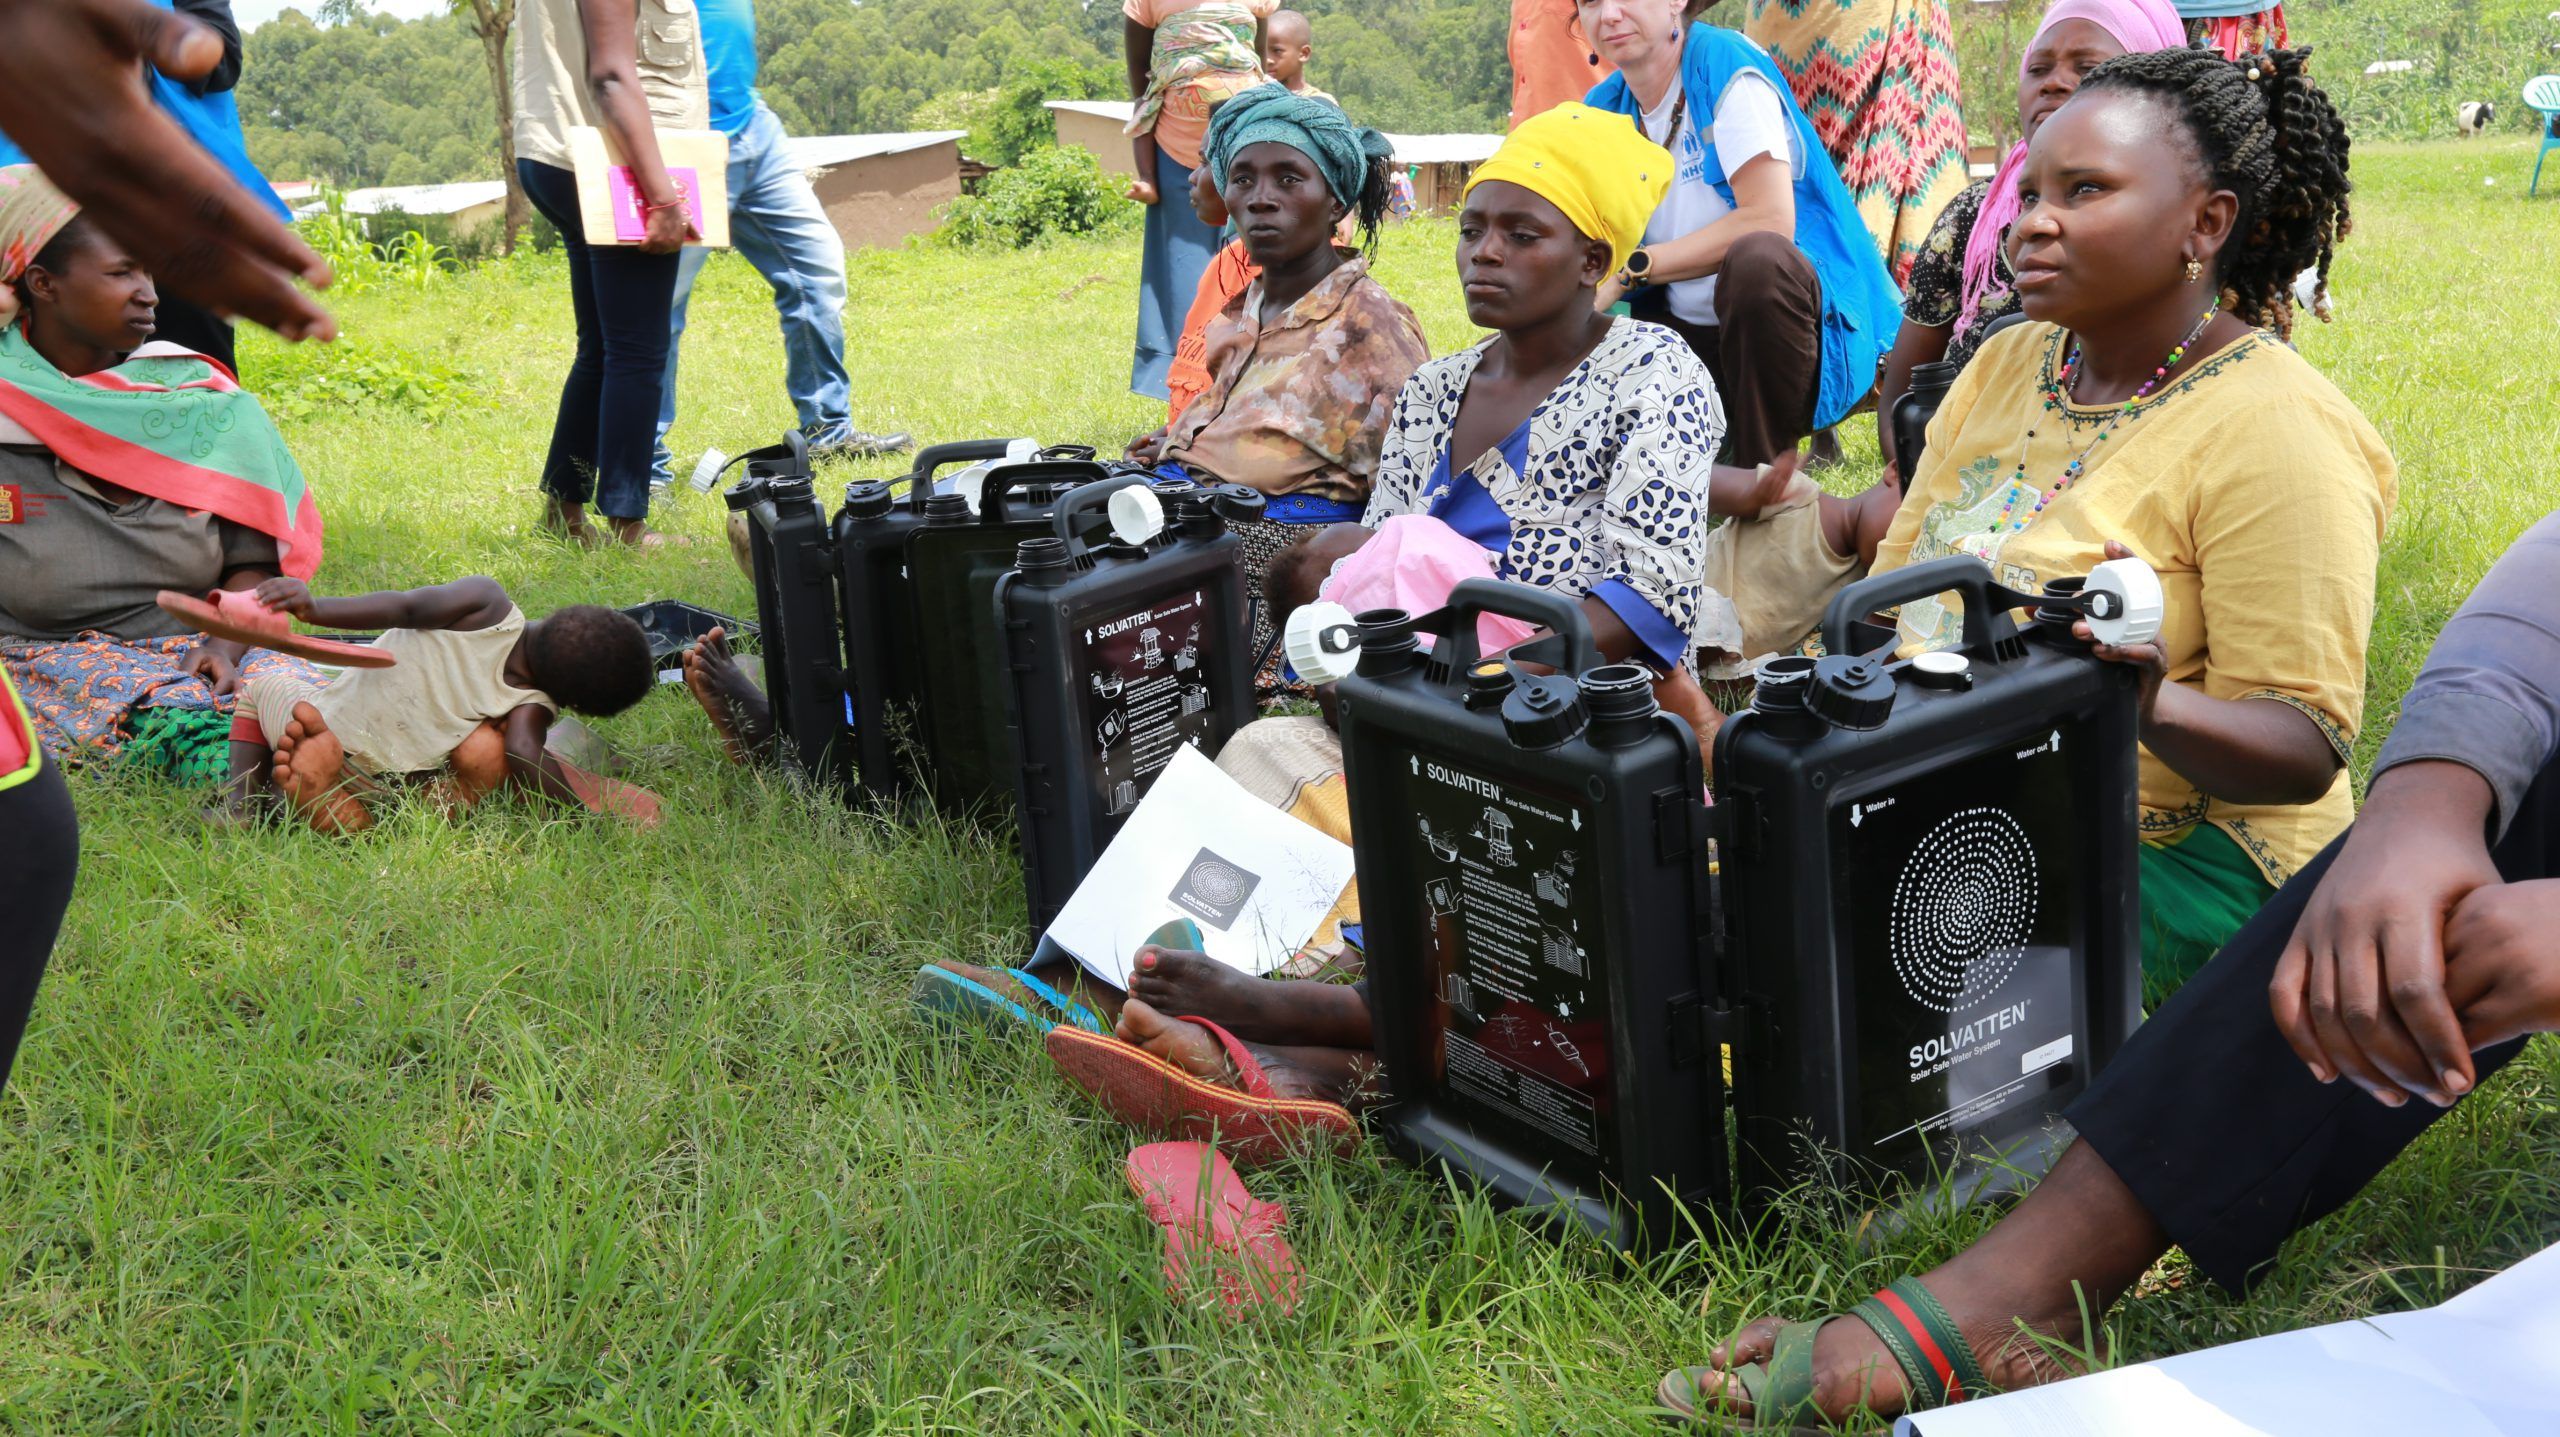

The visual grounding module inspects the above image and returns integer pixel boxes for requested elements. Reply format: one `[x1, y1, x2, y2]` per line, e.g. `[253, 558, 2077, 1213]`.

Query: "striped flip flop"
[1655, 1276, 1988, 1431]
[1046, 1016, 1359, 1167]
[909, 962, 1106, 1036]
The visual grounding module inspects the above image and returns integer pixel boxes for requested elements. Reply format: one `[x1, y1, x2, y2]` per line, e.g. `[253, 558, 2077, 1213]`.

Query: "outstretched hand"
[253, 577, 317, 620]
[2269, 760, 2501, 1108]
[0, 0, 335, 341]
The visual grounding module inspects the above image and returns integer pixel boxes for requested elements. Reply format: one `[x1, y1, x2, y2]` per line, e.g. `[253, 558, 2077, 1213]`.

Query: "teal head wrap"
[1200, 84, 1391, 214]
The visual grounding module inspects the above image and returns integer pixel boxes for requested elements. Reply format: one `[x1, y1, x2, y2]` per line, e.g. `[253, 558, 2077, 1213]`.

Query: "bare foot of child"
[1126, 179, 1160, 205]
[271, 702, 373, 835]
[682, 626, 777, 764]
[1115, 998, 1342, 1102]
[1126, 947, 1368, 1047]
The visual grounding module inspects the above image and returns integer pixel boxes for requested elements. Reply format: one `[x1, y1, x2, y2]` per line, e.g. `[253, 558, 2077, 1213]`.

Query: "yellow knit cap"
[1462, 103, 1673, 276]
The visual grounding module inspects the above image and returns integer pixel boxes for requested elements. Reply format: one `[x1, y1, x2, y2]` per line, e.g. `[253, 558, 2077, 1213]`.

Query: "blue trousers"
[653, 101, 856, 484]
[1131, 147, 1220, 401]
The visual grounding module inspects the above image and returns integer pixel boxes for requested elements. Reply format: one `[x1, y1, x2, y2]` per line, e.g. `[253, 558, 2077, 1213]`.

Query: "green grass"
[6, 138, 2557, 1432]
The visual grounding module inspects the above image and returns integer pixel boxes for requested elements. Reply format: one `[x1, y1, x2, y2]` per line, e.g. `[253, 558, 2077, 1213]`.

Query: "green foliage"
[973, 56, 1128, 166]
[249, 338, 485, 424]
[240, 8, 497, 188]
[934, 143, 1141, 247]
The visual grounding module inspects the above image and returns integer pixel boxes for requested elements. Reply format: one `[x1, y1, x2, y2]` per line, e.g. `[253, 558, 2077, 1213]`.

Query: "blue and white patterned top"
[1363, 319, 1732, 672]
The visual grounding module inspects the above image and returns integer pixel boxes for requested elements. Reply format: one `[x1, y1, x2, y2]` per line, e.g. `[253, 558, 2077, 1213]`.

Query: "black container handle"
[1048, 473, 1179, 558]
[976, 458, 1113, 524]
[1438, 578, 1598, 679]
[901, 439, 1028, 512]
[1819, 555, 2041, 658]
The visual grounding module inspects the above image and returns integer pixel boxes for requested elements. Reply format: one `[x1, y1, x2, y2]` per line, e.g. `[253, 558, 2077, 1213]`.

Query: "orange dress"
[1166, 239, 1261, 425]
[1508, 0, 1612, 127]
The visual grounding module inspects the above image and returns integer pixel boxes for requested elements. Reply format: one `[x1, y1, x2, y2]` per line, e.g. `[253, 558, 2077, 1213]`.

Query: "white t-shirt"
[1637, 68, 1802, 326]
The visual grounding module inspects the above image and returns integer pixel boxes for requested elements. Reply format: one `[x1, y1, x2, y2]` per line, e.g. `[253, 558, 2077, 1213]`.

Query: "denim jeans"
[653, 100, 854, 484]
[516, 158, 678, 521]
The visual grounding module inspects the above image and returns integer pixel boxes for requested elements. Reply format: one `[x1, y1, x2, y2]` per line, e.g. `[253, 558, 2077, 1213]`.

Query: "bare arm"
[1124, 16, 1154, 98]
[254, 575, 512, 632]
[501, 703, 586, 808]
[574, 0, 690, 253]
[1596, 154, 1793, 310]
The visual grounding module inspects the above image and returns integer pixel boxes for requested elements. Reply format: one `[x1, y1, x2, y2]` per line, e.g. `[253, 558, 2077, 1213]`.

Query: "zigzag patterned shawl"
[1743, 0, 1969, 284]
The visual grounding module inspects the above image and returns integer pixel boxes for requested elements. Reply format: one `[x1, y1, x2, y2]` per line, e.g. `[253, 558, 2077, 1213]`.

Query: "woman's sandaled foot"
[607, 517, 693, 549]
[1665, 1267, 2089, 1428]
[682, 627, 776, 764]
[271, 702, 374, 835]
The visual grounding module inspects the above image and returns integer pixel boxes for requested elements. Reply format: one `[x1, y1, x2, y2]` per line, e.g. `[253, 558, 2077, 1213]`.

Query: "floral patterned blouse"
[1362, 319, 1739, 663]
[1163, 254, 1428, 503]
[1903, 179, 2020, 370]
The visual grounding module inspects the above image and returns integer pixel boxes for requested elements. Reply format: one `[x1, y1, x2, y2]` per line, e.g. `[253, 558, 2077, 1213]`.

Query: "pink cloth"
[1316, 514, 1540, 654]
[1960, 0, 2187, 333]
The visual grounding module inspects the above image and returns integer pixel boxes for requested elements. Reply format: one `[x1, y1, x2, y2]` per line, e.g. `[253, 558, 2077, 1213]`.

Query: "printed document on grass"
[1046, 745, 1354, 989]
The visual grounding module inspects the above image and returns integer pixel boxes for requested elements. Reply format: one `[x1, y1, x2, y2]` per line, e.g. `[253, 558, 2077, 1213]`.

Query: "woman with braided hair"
[1661, 46, 2399, 1427]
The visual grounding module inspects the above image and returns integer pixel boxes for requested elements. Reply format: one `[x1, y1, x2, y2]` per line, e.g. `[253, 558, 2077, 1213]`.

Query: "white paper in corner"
[1043, 744, 1354, 990]
[1896, 1242, 2560, 1437]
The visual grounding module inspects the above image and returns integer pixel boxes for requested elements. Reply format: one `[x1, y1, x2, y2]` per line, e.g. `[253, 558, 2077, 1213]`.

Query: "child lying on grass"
[223, 577, 655, 834]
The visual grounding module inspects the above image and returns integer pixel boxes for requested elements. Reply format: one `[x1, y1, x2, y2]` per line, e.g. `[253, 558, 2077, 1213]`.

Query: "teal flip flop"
[909, 963, 1107, 1036]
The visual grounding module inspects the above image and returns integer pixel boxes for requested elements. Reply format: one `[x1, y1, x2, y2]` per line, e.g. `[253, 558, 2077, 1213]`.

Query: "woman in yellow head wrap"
[1358, 103, 1807, 699]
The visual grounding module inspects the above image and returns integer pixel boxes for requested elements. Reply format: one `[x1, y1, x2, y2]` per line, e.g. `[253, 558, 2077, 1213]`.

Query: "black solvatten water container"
[833, 440, 1028, 803]
[1338, 581, 1725, 1251]
[996, 477, 1264, 930]
[902, 454, 1115, 813]
[1711, 555, 2147, 1211]
[724, 431, 849, 791]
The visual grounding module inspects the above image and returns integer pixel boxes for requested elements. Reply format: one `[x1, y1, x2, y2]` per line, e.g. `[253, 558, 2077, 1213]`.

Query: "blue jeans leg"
[653, 243, 716, 487]
[519, 158, 678, 521]
[656, 104, 855, 475]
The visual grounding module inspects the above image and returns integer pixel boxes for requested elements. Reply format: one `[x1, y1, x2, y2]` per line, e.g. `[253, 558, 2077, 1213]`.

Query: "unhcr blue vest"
[0, 0, 288, 222]
[1587, 25, 1902, 432]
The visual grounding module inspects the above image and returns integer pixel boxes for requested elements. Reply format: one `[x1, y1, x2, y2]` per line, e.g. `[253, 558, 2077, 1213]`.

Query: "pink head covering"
[1957, 0, 2188, 333]
[1317, 515, 1541, 655]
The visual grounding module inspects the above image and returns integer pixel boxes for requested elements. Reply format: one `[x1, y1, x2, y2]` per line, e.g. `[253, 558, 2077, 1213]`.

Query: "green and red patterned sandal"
[1655, 1277, 1991, 1431]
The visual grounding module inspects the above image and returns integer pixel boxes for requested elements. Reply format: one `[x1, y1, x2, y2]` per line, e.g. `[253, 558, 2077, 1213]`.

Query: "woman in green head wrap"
[1127, 85, 1429, 687]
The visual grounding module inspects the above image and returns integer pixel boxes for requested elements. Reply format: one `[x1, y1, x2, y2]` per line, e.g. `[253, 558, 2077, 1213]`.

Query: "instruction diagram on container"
[1080, 591, 1219, 817]
[1401, 751, 1607, 1157]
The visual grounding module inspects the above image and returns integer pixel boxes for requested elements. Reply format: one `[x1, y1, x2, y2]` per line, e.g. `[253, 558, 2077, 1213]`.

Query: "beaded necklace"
[1993, 305, 2220, 533]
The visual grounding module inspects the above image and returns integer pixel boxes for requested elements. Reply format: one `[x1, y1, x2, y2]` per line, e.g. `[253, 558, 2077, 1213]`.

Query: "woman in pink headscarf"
[1873, 0, 2185, 480]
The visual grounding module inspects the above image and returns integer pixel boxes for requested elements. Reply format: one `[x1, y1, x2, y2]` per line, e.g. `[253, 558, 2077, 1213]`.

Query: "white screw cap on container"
[1108, 484, 1166, 546]
[2083, 556, 2164, 647]
[1284, 601, 1363, 685]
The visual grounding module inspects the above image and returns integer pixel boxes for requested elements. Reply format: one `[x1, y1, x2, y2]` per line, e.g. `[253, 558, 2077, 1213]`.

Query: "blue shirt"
[0, 0, 287, 221]
[698, 0, 762, 137]
[1427, 419, 1691, 673]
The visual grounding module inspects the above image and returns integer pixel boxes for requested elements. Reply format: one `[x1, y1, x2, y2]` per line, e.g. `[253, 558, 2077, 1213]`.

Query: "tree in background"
[448, 0, 528, 253]
[243, 9, 496, 186]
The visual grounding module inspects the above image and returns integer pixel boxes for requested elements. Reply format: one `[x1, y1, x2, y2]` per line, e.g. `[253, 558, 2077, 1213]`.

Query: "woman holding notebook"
[513, 0, 709, 549]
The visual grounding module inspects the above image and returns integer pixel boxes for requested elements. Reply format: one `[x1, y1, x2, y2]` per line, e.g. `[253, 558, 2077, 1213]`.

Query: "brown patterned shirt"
[1163, 254, 1428, 504]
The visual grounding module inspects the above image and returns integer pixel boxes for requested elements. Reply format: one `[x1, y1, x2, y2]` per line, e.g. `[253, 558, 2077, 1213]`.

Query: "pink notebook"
[606, 166, 704, 241]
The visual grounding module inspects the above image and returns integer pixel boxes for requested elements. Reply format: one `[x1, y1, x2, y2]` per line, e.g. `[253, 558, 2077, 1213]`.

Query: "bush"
[251, 339, 487, 425]
[934, 144, 1139, 249]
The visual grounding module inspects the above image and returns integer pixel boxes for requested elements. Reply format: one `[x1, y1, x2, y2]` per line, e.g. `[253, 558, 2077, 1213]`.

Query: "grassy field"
[5, 137, 2556, 1432]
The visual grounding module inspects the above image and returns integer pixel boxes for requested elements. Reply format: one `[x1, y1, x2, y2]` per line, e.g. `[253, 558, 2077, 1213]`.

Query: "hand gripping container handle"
[1436, 578, 1600, 680]
[1819, 555, 2042, 660]
[898, 440, 1026, 512]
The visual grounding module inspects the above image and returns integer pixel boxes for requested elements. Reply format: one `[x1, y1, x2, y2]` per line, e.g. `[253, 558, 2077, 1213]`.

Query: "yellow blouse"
[1872, 322, 2397, 885]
